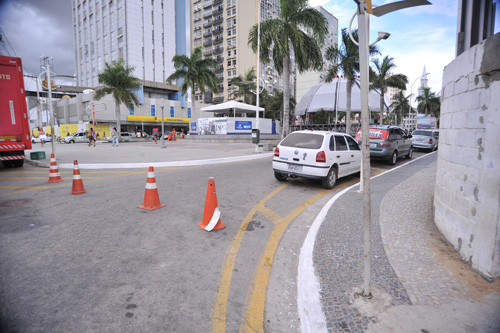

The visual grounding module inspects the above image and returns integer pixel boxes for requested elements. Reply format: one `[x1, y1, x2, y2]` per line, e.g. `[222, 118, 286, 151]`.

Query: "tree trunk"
[115, 99, 122, 140]
[346, 79, 352, 135]
[379, 92, 384, 125]
[282, 56, 290, 139]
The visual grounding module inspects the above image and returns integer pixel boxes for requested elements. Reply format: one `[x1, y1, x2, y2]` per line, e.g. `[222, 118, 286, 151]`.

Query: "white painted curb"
[58, 153, 274, 169]
[297, 152, 437, 332]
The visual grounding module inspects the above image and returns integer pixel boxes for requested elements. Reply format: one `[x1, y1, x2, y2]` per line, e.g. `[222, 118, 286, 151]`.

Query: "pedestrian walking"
[172, 128, 177, 141]
[39, 130, 46, 147]
[153, 127, 159, 144]
[111, 127, 119, 147]
[180, 128, 185, 139]
[88, 127, 96, 147]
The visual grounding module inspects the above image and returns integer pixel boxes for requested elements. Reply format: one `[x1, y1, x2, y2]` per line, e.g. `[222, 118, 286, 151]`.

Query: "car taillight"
[316, 151, 326, 162]
[428, 138, 433, 144]
[379, 141, 391, 147]
[274, 146, 280, 157]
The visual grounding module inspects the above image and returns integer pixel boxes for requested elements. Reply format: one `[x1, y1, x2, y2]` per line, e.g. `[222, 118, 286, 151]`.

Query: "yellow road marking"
[258, 205, 284, 225]
[239, 190, 330, 333]
[239, 172, 386, 332]
[0, 177, 48, 180]
[210, 183, 289, 333]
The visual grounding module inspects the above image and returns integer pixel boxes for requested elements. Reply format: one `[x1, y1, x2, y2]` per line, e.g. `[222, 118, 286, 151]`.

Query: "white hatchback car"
[273, 130, 361, 189]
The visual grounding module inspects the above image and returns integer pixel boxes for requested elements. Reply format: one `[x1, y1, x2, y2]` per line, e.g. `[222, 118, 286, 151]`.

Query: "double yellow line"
[211, 170, 385, 332]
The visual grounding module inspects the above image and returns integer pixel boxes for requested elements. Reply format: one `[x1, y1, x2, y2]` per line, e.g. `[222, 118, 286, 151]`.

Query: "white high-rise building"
[72, 0, 188, 87]
[295, 6, 338, 104]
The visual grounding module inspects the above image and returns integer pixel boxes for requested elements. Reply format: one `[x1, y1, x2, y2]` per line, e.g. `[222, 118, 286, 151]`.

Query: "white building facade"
[72, 0, 187, 87]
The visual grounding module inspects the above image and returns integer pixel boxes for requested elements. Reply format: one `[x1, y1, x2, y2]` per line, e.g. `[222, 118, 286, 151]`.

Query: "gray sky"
[0, 0, 74, 90]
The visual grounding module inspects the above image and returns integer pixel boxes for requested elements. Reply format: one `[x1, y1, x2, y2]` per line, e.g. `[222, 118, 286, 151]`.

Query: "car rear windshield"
[280, 133, 324, 149]
[355, 129, 389, 140]
[412, 130, 432, 136]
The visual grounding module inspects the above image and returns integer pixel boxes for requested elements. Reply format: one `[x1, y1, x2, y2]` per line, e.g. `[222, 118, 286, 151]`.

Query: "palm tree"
[166, 47, 219, 117]
[229, 67, 256, 104]
[262, 88, 296, 124]
[95, 60, 140, 140]
[325, 28, 379, 134]
[248, 0, 328, 139]
[389, 91, 410, 126]
[416, 87, 440, 117]
[370, 56, 408, 125]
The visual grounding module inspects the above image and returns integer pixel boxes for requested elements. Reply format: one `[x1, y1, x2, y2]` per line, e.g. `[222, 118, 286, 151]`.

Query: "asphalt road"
[0, 150, 427, 332]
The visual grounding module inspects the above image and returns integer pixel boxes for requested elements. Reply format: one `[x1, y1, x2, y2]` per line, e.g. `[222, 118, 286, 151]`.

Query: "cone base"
[72, 190, 86, 195]
[137, 203, 166, 211]
[48, 179, 63, 183]
[198, 221, 226, 231]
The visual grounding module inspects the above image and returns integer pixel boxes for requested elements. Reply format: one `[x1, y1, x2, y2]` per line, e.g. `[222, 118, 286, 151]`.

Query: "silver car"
[411, 129, 439, 151]
[64, 131, 89, 144]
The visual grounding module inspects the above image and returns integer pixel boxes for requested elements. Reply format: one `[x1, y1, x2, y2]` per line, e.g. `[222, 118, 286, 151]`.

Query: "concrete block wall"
[434, 33, 500, 278]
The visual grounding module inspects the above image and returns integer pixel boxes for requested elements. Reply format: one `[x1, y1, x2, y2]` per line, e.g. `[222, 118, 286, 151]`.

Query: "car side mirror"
[408, 134, 412, 138]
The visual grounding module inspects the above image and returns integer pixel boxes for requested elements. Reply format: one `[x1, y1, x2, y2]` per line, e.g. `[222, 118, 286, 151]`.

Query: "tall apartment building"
[295, 6, 338, 104]
[190, 0, 281, 103]
[72, 0, 188, 87]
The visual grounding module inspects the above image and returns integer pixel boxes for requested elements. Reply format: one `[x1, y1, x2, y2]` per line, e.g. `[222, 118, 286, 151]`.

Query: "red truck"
[0, 55, 32, 167]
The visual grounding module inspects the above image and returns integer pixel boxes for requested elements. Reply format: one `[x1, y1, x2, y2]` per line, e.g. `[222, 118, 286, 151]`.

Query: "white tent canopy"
[200, 100, 264, 116]
[295, 78, 391, 116]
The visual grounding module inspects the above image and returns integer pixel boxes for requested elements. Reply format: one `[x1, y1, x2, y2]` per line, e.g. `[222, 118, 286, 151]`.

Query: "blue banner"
[235, 121, 252, 130]
[191, 122, 197, 131]
[151, 105, 156, 117]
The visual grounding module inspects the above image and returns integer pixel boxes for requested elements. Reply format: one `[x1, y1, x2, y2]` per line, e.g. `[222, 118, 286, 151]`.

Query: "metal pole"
[35, 77, 42, 128]
[46, 62, 56, 155]
[255, 0, 261, 153]
[161, 105, 166, 148]
[358, 3, 372, 298]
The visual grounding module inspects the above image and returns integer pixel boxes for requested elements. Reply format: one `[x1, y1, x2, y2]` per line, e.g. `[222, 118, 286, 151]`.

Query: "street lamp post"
[408, 72, 429, 130]
[161, 104, 166, 149]
[352, 0, 431, 298]
[255, 0, 261, 153]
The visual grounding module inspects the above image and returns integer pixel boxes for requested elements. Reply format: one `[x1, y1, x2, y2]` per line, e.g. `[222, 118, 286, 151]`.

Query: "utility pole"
[46, 61, 56, 155]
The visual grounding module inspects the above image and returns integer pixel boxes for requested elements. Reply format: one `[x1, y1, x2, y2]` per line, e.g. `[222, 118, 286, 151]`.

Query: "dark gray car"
[355, 125, 413, 165]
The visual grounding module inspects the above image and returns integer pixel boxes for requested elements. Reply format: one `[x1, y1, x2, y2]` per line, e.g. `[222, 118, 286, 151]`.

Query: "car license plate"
[370, 143, 377, 149]
[288, 164, 302, 172]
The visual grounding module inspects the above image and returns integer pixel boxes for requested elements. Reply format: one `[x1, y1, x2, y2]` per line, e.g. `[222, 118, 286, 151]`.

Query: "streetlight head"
[378, 32, 391, 40]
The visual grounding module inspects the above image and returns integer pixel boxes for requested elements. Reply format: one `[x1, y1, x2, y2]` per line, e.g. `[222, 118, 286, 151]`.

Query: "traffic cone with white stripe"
[198, 177, 225, 231]
[137, 166, 166, 210]
[47, 153, 63, 183]
[71, 160, 86, 195]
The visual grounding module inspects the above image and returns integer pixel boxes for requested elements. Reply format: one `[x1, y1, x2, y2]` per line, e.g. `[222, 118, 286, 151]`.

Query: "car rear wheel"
[406, 147, 413, 159]
[389, 151, 398, 165]
[274, 171, 287, 182]
[70, 140, 75, 144]
[322, 166, 337, 189]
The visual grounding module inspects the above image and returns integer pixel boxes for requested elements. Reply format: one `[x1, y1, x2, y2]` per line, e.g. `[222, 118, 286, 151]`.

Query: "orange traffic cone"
[71, 160, 86, 195]
[198, 177, 225, 231]
[47, 153, 63, 183]
[137, 166, 166, 210]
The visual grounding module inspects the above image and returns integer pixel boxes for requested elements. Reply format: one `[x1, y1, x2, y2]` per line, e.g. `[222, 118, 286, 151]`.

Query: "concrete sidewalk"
[299, 153, 500, 332]
[25, 140, 273, 169]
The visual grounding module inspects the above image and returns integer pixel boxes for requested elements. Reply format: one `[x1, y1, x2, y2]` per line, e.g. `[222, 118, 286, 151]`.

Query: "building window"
[227, 30, 231, 36]
[129, 104, 134, 115]
[227, 60, 231, 67]
[232, 59, 236, 66]
[228, 70, 231, 77]
[227, 50, 231, 57]
[233, 70, 236, 76]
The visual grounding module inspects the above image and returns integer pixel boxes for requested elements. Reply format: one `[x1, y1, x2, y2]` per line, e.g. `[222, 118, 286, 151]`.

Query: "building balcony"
[214, 46, 224, 54]
[203, 10, 212, 18]
[214, 96, 224, 103]
[203, 1, 213, 8]
[216, 55, 224, 62]
[214, 66, 224, 73]
[214, 0, 222, 5]
[217, 83, 224, 91]
[203, 20, 212, 28]
[212, 7, 223, 15]
[203, 31, 212, 37]
[212, 16, 223, 24]
[213, 37, 223, 44]
[203, 39, 213, 47]
[212, 27, 223, 34]
[204, 49, 213, 56]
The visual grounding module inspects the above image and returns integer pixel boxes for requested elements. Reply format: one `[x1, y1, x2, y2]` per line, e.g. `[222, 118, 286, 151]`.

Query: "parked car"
[272, 130, 361, 189]
[31, 135, 52, 143]
[355, 125, 413, 165]
[64, 131, 89, 144]
[411, 129, 439, 151]
[104, 132, 134, 142]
